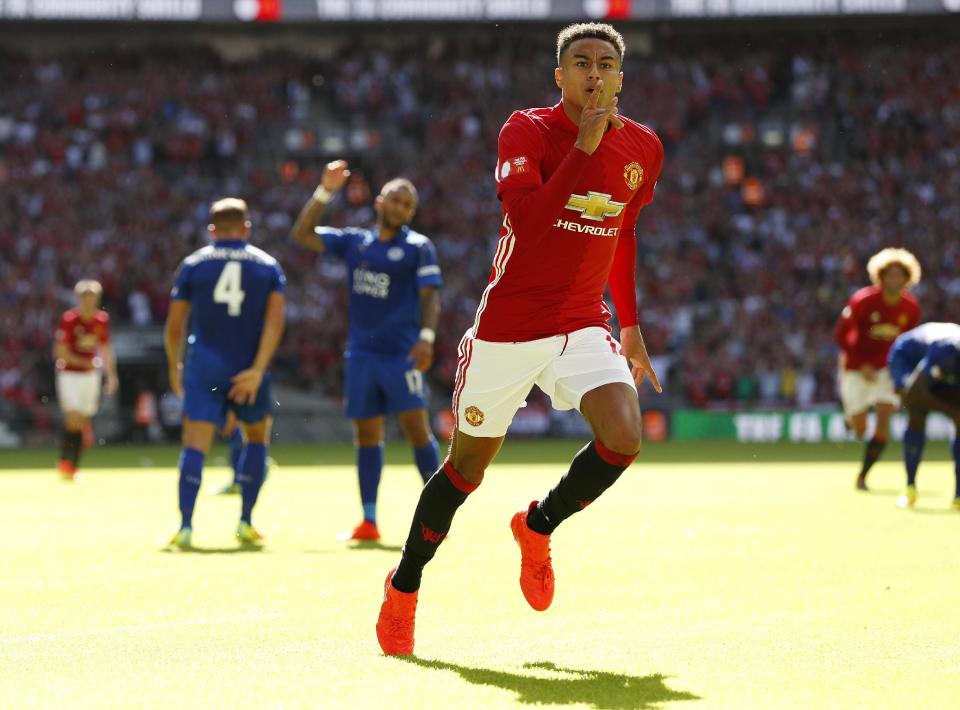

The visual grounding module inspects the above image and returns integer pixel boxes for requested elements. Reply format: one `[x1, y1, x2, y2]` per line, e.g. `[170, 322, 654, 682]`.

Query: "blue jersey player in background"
[164, 198, 286, 548]
[292, 160, 442, 542]
[887, 322, 960, 510]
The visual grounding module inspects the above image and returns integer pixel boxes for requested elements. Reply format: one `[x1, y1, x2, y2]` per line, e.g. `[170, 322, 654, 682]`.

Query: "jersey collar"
[72, 307, 98, 322]
[373, 224, 409, 244]
[551, 101, 579, 135]
[213, 238, 247, 248]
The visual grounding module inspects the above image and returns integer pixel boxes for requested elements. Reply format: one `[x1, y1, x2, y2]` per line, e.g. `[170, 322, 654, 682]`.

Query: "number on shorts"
[213, 262, 245, 316]
[405, 369, 424, 397]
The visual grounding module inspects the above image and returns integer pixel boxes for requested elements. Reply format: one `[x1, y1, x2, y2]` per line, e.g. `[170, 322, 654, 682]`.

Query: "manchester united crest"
[464, 406, 485, 427]
[624, 161, 643, 190]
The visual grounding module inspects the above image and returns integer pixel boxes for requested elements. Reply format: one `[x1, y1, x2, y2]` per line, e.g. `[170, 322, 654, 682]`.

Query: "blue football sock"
[413, 438, 441, 484]
[952, 439, 960, 499]
[903, 429, 925, 488]
[238, 443, 267, 525]
[227, 428, 244, 485]
[357, 445, 384, 523]
[178, 447, 205, 530]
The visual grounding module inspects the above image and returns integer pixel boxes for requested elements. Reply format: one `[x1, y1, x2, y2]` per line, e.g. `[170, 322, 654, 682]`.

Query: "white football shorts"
[452, 326, 636, 438]
[56, 370, 102, 417]
[840, 368, 898, 418]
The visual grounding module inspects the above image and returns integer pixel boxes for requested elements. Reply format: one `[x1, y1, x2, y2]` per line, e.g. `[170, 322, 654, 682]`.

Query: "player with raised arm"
[835, 248, 921, 491]
[291, 164, 442, 542]
[165, 198, 286, 549]
[54, 280, 118, 480]
[376, 22, 664, 655]
[887, 322, 960, 509]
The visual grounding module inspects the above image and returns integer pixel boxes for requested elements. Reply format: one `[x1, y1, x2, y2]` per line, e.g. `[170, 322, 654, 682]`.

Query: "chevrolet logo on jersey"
[564, 191, 627, 222]
[869, 323, 902, 341]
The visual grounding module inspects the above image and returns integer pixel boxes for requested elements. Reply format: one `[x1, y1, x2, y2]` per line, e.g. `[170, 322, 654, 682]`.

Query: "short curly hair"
[866, 247, 922, 288]
[556, 22, 626, 66]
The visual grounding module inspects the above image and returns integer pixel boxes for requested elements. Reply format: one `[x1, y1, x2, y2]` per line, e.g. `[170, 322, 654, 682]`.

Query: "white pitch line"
[0, 612, 283, 644]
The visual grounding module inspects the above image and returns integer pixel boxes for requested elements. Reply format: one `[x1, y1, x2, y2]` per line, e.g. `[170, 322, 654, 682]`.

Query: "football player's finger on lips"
[588, 79, 603, 106]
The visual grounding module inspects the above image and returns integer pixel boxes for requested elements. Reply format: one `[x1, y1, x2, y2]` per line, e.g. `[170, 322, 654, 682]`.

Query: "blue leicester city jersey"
[316, 225, 442, 356]
[171, 239, 286, 377]
[892, 322, 960, 386]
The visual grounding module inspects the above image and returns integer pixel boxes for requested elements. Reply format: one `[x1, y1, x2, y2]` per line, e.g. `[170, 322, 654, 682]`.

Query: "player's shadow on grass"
[160, 546, 266, 555]
[348, 540, 404, 552]
[396, 657, 699, 709]
[862, 487, 903, 497]
[910, 506, 958, 516]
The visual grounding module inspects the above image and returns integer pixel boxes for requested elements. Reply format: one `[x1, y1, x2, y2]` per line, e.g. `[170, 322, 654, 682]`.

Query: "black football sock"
[59, 430, 75, 462]
[859, 437, 887, 478]
[392, 462, 478, 593]
[73, 431, 85, 469]
[62, 431, 83, 468]
[526, 440, 638, 536]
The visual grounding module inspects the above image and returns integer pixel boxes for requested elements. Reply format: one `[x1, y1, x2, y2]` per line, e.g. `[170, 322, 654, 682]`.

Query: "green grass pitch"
[2, 440, 959, 708]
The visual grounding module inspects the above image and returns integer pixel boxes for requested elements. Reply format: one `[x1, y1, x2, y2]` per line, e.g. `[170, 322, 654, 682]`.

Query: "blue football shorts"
[182, 369, 273, 428]
[344, 350, 428, 419]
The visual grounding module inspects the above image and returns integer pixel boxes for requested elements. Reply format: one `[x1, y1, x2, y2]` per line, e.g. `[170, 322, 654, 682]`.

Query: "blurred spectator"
[1, 29, 958, 429]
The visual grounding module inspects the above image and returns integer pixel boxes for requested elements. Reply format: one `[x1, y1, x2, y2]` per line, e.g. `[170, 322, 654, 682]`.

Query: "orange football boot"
[337, 520, 381, 542]
[510, 501, 555, 611]
[57, 459, 76, 480]
[376, 568, 417, 655]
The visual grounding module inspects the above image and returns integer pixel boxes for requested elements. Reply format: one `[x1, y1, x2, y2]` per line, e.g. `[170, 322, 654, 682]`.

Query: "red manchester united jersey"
[55, 308, 110, 372]
[473, 102, 663, 342]
[834, 286, 920, 370]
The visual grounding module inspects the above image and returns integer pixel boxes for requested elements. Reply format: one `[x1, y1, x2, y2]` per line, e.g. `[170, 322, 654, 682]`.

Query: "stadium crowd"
[2, 30, 959, 433]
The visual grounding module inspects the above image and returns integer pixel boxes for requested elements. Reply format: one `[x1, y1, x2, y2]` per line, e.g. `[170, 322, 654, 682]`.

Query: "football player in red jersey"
[835, 248, 921, 491]
[377, 22, 664, 655]
[53, 280, 118, 480]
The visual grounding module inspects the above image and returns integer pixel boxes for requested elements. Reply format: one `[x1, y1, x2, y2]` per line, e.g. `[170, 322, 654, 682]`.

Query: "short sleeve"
[271, 262, 287, 293]
[416, 239, 443, 289]
[315, 226, 350, 259]
[171, 262, 192, 301]
[99, 314, 110, 344]
[495, 112, 545, 200]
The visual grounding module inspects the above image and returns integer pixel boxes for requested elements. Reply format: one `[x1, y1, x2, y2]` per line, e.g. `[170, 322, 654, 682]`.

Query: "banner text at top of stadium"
[1, 0, 958, 22]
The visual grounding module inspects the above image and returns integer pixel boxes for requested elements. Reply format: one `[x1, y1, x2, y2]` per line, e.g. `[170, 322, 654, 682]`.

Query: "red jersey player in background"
[377, 22, 663, 655]
[54, 280, 118, 480]
[835, 248, 921, 491]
